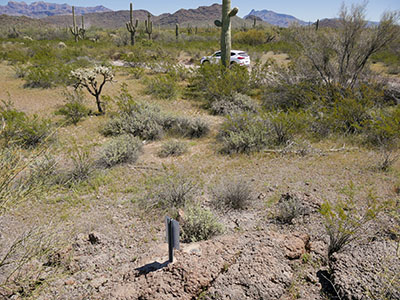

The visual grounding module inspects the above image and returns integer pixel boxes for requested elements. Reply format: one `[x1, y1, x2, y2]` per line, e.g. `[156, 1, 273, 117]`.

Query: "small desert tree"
[70, 66, 114, 114]
[294, 3, 399, 90]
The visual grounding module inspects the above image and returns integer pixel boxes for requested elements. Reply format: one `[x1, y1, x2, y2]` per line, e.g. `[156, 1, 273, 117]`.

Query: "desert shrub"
[13, 64, 29, 78]
[167, 64, 192, 81]
[102, 102, 165, 140]
[181, 204, 224, 242]
[234, 29, 275, 46]
[149, 175, 197, 209]
[212, 178, 253, 210]
[275, 193, 306, 224]
[55, 90, 90, 125]
[165, 116, 210, 139]
[158, 140, 188, 157]
[144, 74, 180, 100]
[269, 111, 295, 146]
[210, 93, 259, 115]
[218, 113, 270, 154]
[320, 185, 385, 258]
[23, 65, 55, 88]
[376, 149, 399, 172]
[28, 154, 58, 186]
[0, 100, 52, 148]
[362, 106, 400, 148]
[128, 66, 145, 79]
[187, 63, 250, 103]
[100, 135, 142, 167]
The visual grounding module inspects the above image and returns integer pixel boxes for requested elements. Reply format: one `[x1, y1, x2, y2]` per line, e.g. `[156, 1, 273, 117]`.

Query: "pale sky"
[0, 0, 399, 22]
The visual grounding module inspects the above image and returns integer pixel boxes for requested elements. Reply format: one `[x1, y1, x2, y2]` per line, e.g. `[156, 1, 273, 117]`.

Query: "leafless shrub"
[212, 177, 253, 210]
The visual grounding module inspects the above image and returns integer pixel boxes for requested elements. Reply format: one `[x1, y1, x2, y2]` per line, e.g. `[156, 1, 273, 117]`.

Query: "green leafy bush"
[210, 93, 259, 116]
[181, 204, 224, 242]
[234, 29, 275, 46]
[158, 140, 188, 157]
[144, 74, 180, 100]
[55, 90, 90, 125]
[100, 134, 143, 167]
[187, 63, 250, 103]
[0, 101, 52, 148]
[128, 66, 145, 79]
[218, 113, 270, 154]
[212, 177, 253, 210]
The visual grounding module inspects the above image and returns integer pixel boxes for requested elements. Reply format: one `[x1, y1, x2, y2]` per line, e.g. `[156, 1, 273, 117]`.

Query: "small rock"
[64, 279, 75, 286]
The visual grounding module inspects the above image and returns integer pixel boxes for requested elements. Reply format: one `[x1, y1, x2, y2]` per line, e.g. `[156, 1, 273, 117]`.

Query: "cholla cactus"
[70, 66, 114, 114]
[214, 0, 238, 67]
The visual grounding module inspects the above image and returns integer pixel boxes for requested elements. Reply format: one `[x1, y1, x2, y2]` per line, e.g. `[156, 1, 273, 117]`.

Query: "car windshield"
[238, 52, 249, 57]
[213, 52, 221, 57]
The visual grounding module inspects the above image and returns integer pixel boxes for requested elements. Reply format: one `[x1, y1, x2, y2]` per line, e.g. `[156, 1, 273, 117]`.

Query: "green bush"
[128, 66, 145, 79]
[212, 178, 253, 210]
[144, 74, 180, 100]
[210, 93, 259, 116]
[55, 90, 90, 125]
[234, 29, 275, 46]
[100, 134, 143, 167]
[181, 204, 224, 243]
[158, 140, 188, 157]
[0, 101, 52, 148]
[218, 113, 270, 154]
[187, 63, 250, 103]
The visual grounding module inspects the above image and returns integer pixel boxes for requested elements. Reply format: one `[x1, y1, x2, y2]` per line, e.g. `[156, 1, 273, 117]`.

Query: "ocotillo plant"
[145, 13, 153, 40]
[214, 0, 238, 67]
[175, 23, 179, 41]
[79, 15, 86, 40]
[70, 6, 80, 42]
[126, 3, 139, 46]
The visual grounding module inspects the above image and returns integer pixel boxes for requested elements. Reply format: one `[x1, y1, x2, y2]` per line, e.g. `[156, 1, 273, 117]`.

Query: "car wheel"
[202, 60, 210, 65]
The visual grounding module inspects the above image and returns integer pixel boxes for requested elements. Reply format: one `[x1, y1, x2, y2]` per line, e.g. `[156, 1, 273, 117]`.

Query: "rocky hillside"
[0, 1, 111, 18]
[1, 4, 263, 29]
[245, 9, 308, 27]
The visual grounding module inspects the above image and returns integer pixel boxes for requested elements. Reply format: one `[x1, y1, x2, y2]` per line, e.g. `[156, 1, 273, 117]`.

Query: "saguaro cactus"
[126, 3, 139, 46]
[175, 23, 179, 41]
[70, 6, 80, 42]
[315, 19, 320, 31]
[253, 17, 257, 28]
[79, 15, 86, 40]
[145, 13, 153, 40]
[214, 0, 238, 67]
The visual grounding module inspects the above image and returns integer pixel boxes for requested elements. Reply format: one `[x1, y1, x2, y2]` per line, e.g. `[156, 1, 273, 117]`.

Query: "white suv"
[200, 50, 251, 67]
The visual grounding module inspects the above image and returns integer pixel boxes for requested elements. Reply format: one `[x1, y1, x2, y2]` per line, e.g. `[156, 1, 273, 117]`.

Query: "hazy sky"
[1, 0, 399, 22]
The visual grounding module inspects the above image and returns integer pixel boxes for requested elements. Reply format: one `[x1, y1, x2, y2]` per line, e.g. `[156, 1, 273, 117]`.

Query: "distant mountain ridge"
[245, 9, 308, 27]
[0, 1, 111, 18]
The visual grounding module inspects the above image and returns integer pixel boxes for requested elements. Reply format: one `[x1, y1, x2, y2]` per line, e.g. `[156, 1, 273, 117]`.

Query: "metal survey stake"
[165, 216, 180, 263]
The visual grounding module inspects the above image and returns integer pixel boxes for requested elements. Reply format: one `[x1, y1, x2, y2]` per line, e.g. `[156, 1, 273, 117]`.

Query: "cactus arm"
[214, 20, 222, 27]
[228, 7, 238, 17]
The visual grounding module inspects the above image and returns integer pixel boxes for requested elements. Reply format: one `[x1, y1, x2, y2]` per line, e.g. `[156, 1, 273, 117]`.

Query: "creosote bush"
[181, 204, 224, 243]
[0, 100, 52, 148]
[100, 134, 143, 168]
[320, 185, 386, 258]
[158, 140, 188, 157]
[212, 178, 253, 210]
[187, 63, 250, 104]
[144, 74, 180, 100]
[55, 90, 90, 125]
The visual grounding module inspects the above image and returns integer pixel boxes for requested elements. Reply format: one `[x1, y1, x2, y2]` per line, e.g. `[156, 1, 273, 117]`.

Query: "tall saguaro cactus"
[70, 6, 80, 42]
[214, 0, 238, 67]
[175, 23, 179, 41]
[126, 3, 139, 46]
[145, 13, 153, 40]
[79, 15, 86, 40]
